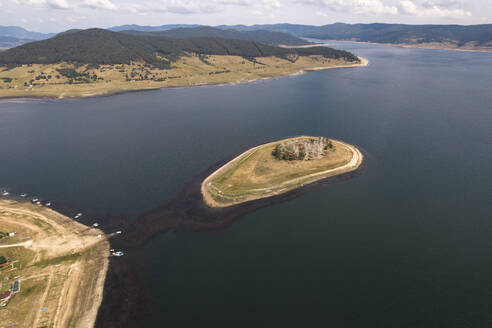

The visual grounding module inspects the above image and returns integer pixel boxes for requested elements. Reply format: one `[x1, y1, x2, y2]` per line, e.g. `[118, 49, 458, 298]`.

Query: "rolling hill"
[220, 23, 492, 50]
[0, 28, 358, 66]
[0, 26, 54, 49]
[109, 24, 200, 32]
[120, 26, 310, 46]
[0, 28, 364, 99]
[0, 36, 36, 49]
[0, 25, 53, 40]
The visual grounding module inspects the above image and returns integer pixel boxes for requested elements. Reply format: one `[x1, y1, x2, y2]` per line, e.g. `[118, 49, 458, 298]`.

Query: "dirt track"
[0, 199, 109, 328]
[202, 137, 363, 207]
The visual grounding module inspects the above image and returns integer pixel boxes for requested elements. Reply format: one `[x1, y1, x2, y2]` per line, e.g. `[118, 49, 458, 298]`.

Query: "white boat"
[32, 198, 39, 202]
[92, 223, 99, 227]
[20, 193, 27, 197]
[2, 191, 9, 196]
[45, 202, 51, 207]
[112, 251, 124, 257]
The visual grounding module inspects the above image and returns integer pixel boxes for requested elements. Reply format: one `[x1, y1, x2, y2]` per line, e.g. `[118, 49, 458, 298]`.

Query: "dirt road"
[0, 199, 109, 328]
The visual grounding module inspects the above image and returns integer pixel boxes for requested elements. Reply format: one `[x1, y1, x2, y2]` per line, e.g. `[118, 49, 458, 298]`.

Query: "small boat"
[110, 249, 115, 252]
[36, 201, 41, 206]
[92, 223, 99, 227]
[32, 198, 39, 202]
[20, 193, 27, 197]
[2, 191, 9, 196]
[45, 202, 51, 207]
[112, 251, 124, 257]
[116, 231, 122, 234]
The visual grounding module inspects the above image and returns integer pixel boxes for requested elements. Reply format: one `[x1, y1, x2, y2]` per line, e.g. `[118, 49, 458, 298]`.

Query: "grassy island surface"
[0, 199, 109, 328]
[201, 136, 363, 208]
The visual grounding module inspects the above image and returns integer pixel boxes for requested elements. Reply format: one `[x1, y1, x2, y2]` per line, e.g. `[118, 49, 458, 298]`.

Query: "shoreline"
[0, 198, 109, 327]
[311, 39, 492, 53]
[0, 57, 368, 102]
[123, 135, 366, 247]
[201, 136, 363, 208]
[0, 136, 366, 326]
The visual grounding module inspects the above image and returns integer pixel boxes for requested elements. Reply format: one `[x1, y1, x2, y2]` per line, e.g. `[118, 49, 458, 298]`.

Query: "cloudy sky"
[0, 0, 490, 33]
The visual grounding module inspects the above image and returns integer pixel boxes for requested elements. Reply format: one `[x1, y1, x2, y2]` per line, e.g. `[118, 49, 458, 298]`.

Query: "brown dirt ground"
[0, 199, 109, 328]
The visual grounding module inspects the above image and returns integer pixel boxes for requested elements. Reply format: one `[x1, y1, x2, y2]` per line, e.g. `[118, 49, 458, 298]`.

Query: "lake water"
[1, 41, 492, 327]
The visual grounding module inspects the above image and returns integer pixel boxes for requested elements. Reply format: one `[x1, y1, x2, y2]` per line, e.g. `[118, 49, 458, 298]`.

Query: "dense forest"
[121, 26, 310, 46]
[223, 23, 492, 46]
[0, 29, 359, 67]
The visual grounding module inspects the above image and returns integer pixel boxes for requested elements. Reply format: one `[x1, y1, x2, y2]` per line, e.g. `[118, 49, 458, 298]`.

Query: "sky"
[0, 0, 490, 33]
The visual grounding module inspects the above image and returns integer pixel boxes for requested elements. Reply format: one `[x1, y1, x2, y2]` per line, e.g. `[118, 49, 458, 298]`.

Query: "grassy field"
[0, 54, 365, 99]
[0, 200, 109, 328]
[201, 136, 363, 207]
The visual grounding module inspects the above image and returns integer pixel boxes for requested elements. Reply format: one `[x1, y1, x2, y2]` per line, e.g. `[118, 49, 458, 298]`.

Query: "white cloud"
[301, 0, 472, 18]
[399, 0, 471, 18]
[82, 0, 117, 10]
[1, 0, 486, 32]
[301, 0, 398, 15]
[12, 0, 70, 9]
[110, 0, 280, 15]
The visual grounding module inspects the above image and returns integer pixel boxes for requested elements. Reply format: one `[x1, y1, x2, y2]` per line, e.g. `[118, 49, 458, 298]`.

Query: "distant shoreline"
[311, 39, 492, 53]
[0, 56, 368, 102]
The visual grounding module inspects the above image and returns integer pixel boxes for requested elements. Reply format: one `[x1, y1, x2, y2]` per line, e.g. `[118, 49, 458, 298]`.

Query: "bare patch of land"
[0, 199, 109, 328]
[201, 136, 363, 208]
[0, 54, 366, 99]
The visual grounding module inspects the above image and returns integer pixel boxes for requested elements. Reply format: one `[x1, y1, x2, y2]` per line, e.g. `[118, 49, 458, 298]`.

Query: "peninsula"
[0, 29, 365, 99]
[201, 136, 363, 207]
[0, 199, 109, 328]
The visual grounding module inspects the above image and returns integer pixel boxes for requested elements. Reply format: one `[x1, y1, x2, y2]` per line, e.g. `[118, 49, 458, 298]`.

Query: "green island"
[0, 29, 366, 99]
[201, 136, 363, 207]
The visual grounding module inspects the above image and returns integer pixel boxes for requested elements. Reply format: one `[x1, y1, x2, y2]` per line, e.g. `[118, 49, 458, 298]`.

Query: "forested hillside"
[221, 23, 492, 48]
[121, 26, 310, 46]
[0, 28, 359, 67]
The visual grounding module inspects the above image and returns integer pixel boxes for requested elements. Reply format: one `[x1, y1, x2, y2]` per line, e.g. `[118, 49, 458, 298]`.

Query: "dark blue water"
[1, 42, 492, 327]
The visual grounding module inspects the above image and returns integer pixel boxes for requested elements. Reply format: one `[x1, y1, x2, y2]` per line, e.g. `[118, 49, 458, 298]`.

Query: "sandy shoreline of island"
[201, 136, 364, 208]
[0, 199, 109, 328]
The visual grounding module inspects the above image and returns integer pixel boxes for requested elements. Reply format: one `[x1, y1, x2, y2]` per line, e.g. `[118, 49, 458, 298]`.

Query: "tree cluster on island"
[272, 137, 334, 161]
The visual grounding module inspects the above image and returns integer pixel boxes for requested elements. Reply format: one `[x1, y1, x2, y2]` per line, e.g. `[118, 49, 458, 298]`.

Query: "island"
[201, 136, 363, 208]
[0, 199, 109, 327]
[0, 29, 366, 99]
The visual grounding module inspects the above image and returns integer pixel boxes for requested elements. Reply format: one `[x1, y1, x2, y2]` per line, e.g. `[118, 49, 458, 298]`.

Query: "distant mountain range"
[0, 26, 53, 48]
[223, 23, 492, 48]
[120, 26, 310, 46]
[109, 24, 201, 32]
[2, 23, 492, 51]
[0, 28, 358, 66]
[107, 23, 492, 50]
